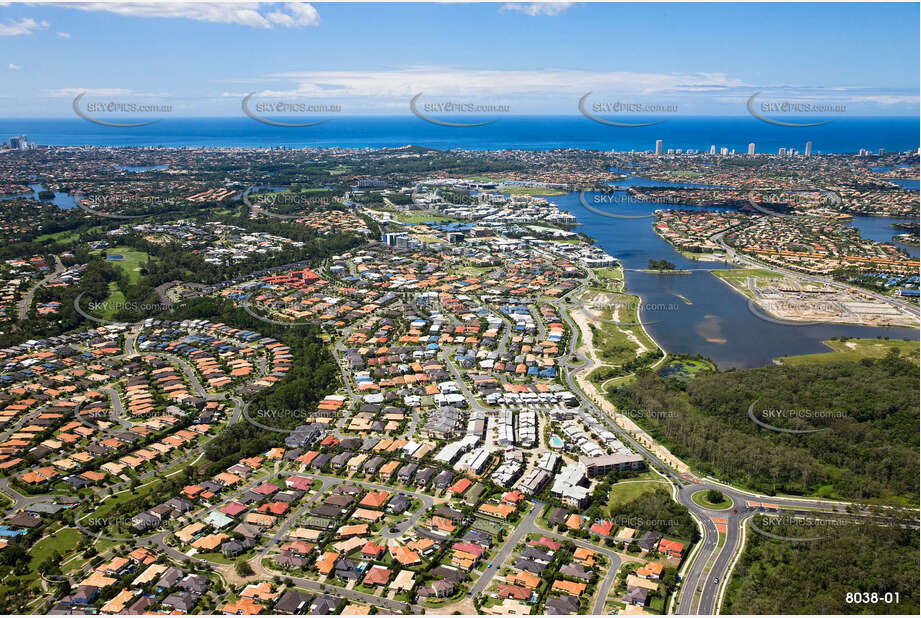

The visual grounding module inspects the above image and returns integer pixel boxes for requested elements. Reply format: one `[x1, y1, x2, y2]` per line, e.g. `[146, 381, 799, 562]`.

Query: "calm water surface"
[548, 189, 918, 369]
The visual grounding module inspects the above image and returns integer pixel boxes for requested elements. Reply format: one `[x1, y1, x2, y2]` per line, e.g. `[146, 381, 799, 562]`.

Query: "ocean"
[1, 116, 919, 153]
[3, 115, 917, 368]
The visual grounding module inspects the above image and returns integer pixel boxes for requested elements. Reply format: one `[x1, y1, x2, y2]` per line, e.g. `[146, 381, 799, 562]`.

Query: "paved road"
[469, 501, 539, 596]
[546, 270, 913, 615]
[298, 472, 434, 539]
[530, 521, 624, 614]
[268, 570, 425, 614]
[713, 216, 920, 317]
[259, 478, 330, 558]
[142, 470, 427, 614]
[18, 255, 64, 319]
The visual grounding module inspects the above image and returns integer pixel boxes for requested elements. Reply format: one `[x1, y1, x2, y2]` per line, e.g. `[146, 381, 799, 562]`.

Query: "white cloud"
[265, 3, 319, 28]
[58, 2, 319, 29]
[849, 95, 918, 106]
[501, 3, 573, 17]
[219, 68, 919, 115]
[234, 67, 747, 99]
[8, 63, 22, 70]
[46, 87, 143, 98]
[57, 31, 71, 38]
[0, 17, 49, 36]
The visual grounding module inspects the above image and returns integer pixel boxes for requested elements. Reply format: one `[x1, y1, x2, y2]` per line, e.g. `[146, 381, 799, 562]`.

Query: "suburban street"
[17, 254, 64, 319]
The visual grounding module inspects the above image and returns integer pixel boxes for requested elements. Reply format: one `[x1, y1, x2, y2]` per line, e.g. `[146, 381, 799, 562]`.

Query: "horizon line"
[1, 114, 920, 121]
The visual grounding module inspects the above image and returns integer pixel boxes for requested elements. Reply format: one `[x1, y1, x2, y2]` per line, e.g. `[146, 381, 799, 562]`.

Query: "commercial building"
[581, 453, 645, 477]
[550, 462, 590, 508]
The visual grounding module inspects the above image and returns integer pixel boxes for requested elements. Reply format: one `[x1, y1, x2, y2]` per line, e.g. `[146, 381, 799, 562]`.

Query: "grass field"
[585, 291, 661, 366]
[498, 184, 568, 196]
[776, 338, 919, 366]
[591, 320, 641, 365]
[95, 282, 125, 319]
[594, 267, 624, 284]
[397, 212, 459, 224]
[92, 246, 153, 284]
[709, 268, 785, 298]
[28, 527, 82, 569]
[607, 473, 668, 514]
[35, 225, 105, 244]
[678, 249, 728, 262]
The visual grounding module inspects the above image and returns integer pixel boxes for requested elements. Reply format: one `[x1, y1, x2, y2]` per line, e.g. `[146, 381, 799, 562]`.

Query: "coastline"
[710, 268, 920, 329]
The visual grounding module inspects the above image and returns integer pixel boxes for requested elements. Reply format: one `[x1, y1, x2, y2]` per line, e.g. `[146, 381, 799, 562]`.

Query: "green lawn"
[710, 268, 781, 282]
[35, 225, 105, 244]
[594, 267, 625, 283]
[396, 212, 459, 224]
[607, 475, 669, 513]
[776, 338, 919, 366]
[498, 184, 568, 196]
[35, 229, 81, 244]
[28, 527, 82, 569]
[691, 490, 732, 510]
[92, 246, 154, 284]
[86, 467, 184, 521]
[591, 321, 638, 366]
[95, 282, 126, 319]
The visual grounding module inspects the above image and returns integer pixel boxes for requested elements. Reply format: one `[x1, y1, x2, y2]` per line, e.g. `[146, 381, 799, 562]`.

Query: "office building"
[709, 144, 716, 155]
[654, 140, 663, 155]
[9, 135, 28, 150]
[748, 142, 756, 155]
[804, 141, 812, 157]
[381, 232, 408, 247]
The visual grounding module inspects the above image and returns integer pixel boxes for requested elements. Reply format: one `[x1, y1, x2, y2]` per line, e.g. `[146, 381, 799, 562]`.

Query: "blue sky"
[1, 2, 918, 117]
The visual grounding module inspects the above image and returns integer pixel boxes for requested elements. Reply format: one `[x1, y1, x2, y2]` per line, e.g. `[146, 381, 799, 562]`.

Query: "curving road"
[541, 265, 913, 616]
[18, 255, 65, 319]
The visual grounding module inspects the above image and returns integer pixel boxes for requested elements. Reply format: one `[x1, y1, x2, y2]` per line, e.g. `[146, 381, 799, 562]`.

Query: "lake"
[0, 183, 78, 210]
[547, 188, 918, 369]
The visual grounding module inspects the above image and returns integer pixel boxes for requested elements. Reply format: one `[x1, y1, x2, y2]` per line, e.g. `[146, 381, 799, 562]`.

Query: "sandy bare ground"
[574, 366, 690, 474]
[571, 295, 690, 474]
[582, 292, 649, 357]
[433, 597, 476, 614]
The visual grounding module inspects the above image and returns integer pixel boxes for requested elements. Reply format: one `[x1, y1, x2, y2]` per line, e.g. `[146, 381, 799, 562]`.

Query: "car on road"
[713, 577, 719, 584]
